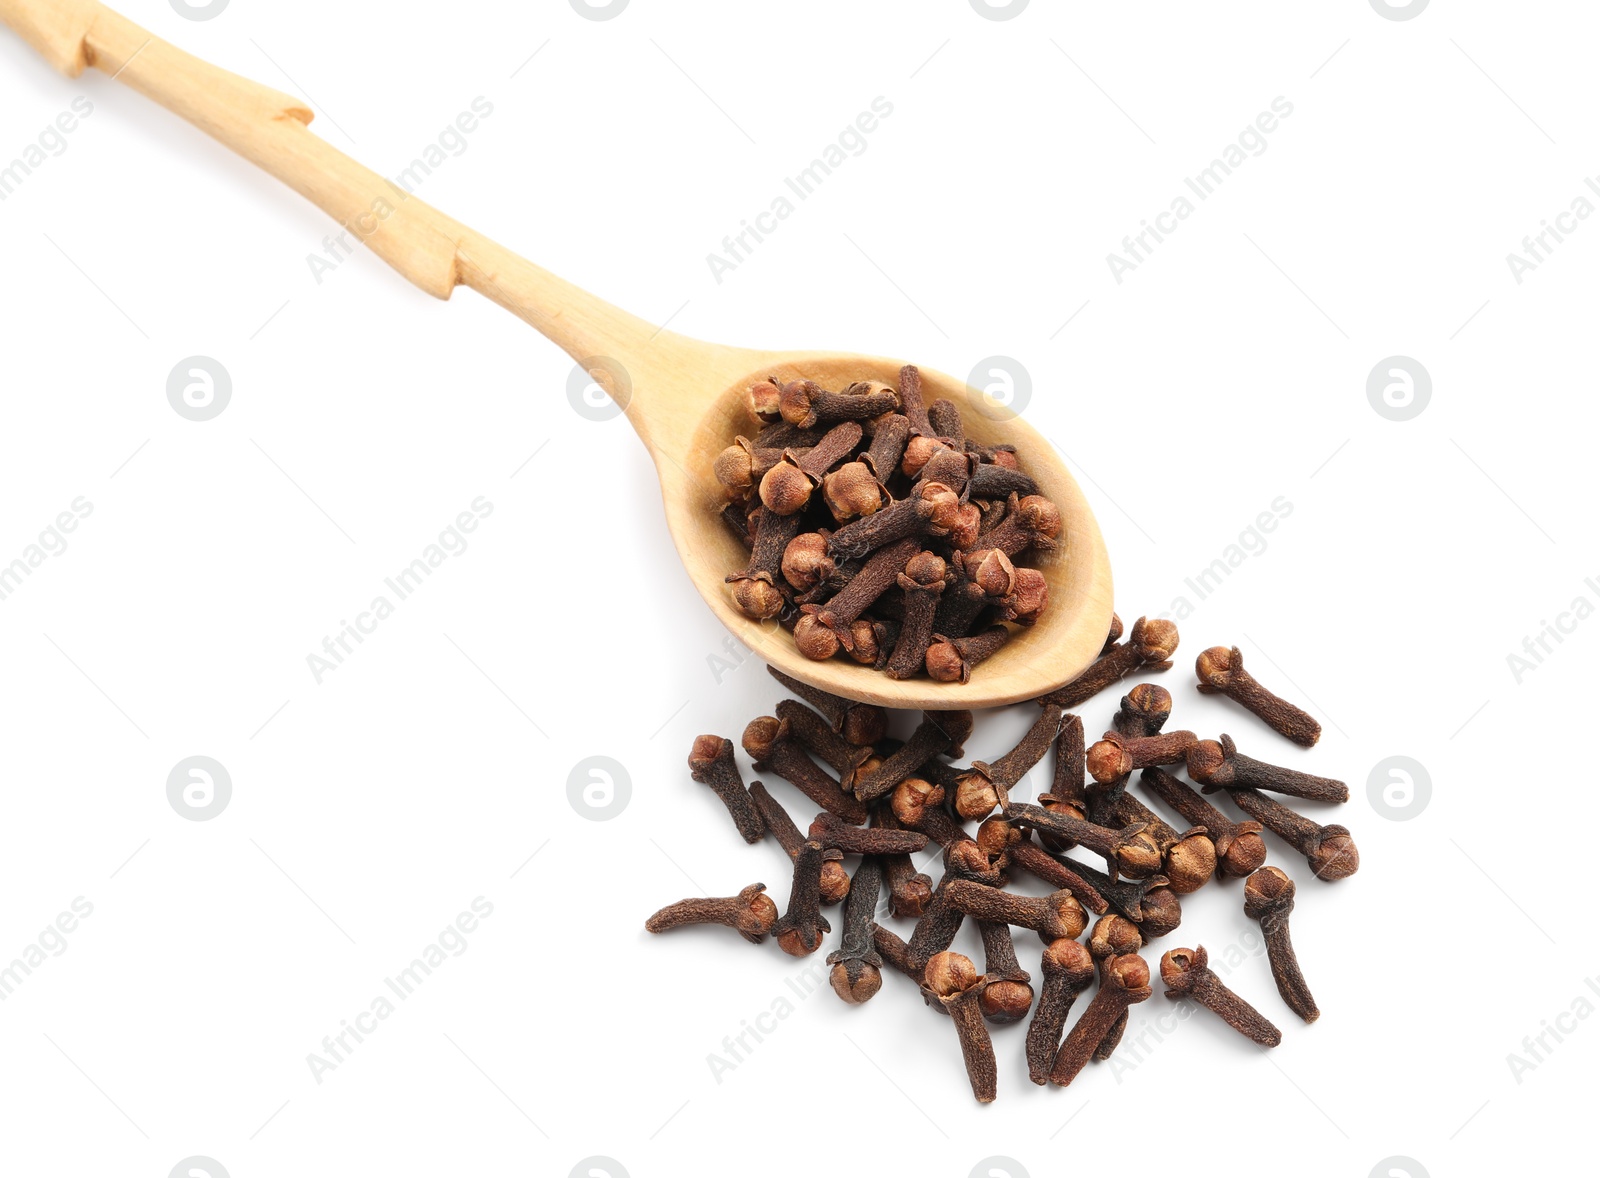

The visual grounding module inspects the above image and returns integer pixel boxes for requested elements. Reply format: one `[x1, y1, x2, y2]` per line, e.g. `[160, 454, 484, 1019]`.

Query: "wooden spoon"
[2, 0, 1113, 708]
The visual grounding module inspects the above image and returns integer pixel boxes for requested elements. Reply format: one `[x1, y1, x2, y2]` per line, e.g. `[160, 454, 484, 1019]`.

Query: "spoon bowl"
[3, 0, 1113, 707]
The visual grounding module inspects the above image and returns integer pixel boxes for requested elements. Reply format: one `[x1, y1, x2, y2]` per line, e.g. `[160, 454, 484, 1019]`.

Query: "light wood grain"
[1, 0, 1114, 707]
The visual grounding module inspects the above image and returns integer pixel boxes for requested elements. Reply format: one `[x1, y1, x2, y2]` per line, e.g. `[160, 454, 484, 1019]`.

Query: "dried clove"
[1111, 682, 1173, 739]
[1243, 866, 1319, 1022]
[1087, 914, 1146, 1061]
[802, 537, 921, 656]
[976, 920, 1036, 1024]
[1085, 729, 1198, 784]
[808, 811, 928, 856]
[926, 398, 966, 448]
[748, 782, 850, 905]
[825, 480, 967, 562]
[925, 625, 1011, 683]
[726, 506, 804, 620]
[854, 710, 974, 802]
[1196, 645, 1322, 747]
[1003, 802, 1163, 879]
[821, 461, 890, 523]
[827, 857, 885, 1004]
[1026, 938, 1095, 1084]
[780, 532, 835, 593]
[1159, 946, 1281, 1047]
[871, 921, 922, 984]
[953, 703, 1065, 820]
[972, 494, 1062, 558]
[897, 364, 935, 438]
[645, 883, 778, 944]
[1049, 953, 1152, 1087]
[742, 716, 868, 824]
[943, 880, 1089, 944]
[921, 951, 998, 1103]
[1226, 787, 1359, 881]
[779, 379, 898, 429]
[775, 699, 871, 782]
[1187, 735, 1349, 803]
[766, 666, 887, 747]
[1039, 617, 1180, 710]
[1059, 855, 1182, 939]
[884, 552, 948, 680]
[759, 421, 863, 515]
[1139, 767, 1266, 879]
[687, 735, 766, 844]
[1006, 840, 1111, 915]
[773, 840, 832, 957]
[861, 413, 911, 481]
[874, 807, 935, 918]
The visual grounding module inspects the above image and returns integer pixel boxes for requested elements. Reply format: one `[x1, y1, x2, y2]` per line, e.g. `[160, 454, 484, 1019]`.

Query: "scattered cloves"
[827, 857, 884, 1004]
[1139, 767, 1266, 879]
[953, 703, 1064, 820]
[766, 666, 887, 747]
[1196, 645, 1322, 747]
[921, 951, 998, 1103]
[1243, 866, 1319, 1023]
[1049, 953, 1152, 1087]
[1026, 938, 1095, 1084]
[854, 710, 974, 802]
[943, 880, 1089, 944]
[748, 782, 850, 905]
[808, 811, 928, 856]
[925, 624, 1011, 683]
[645, 883, 778, 944]
[687, 735, 766, 844]
[1188, 735, 1349, 803]
[1088, 914, 1146, 1062]
[1003, 802, 1163, 879]
[773, 839, 832, 957]
[1039, 617, 1180, 710]
[1085, 729, 1198, 784]
[1159, 945, 1282, 1047]
[1226, 787, 1359, 881]
[1111, 682, 1173, 738]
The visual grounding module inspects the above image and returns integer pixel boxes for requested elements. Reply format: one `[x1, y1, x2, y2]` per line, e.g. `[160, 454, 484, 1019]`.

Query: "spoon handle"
[1, 0, 726, 405]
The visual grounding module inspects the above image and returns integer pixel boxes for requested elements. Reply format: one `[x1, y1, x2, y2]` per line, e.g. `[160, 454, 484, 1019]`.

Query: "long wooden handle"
[0, 0, 732, 413]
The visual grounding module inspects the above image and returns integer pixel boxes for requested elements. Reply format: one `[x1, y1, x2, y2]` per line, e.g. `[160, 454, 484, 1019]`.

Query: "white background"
[0, 1, 1591, 1175]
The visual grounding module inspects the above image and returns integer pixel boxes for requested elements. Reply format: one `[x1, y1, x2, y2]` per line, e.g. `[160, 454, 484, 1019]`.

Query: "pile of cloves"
[715, 366, 1058, 681]
[647, 623, 1358, 1102]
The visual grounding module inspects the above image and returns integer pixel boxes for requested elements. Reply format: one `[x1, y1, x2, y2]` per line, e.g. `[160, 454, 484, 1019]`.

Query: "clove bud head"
[900, 434, 949, 478]
[728, 573, 786, 621]
[1129, 616, 1180, 664]
[1163, 834, 1218, 894]
[1243, 865, 1295, 917]
[890, 777, 944, 827]
[781, 533, 834, 591]
[1185, 739, 1230, 785]
[713, 439, 757, 499]
[759, 457, 817, 515]
[980, 979, 1035, 1024]
[829, 960, 883, 1005]
[746, 380, 782, 421]
[1136, 887, 1182, 941]
[1157, 945, 1210, 994]
[923, 951, 981, 999]
[1041, 891, 1089, 941]
[822, 461, 886, 522]
[1106, 953, 1152, 992]
[793, 611, 841, 661]
[1015, 495, 1063, 541]
[1041, 937, 1095, 984]
[1089, 914, 1143, 961]
[740, 715, 789, 762]
[1000, 567, 1049, 624]
[1194, 645, 1241, 689]
[1310, 828, 1360, 881]
[1085, 737, 1133, 783]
